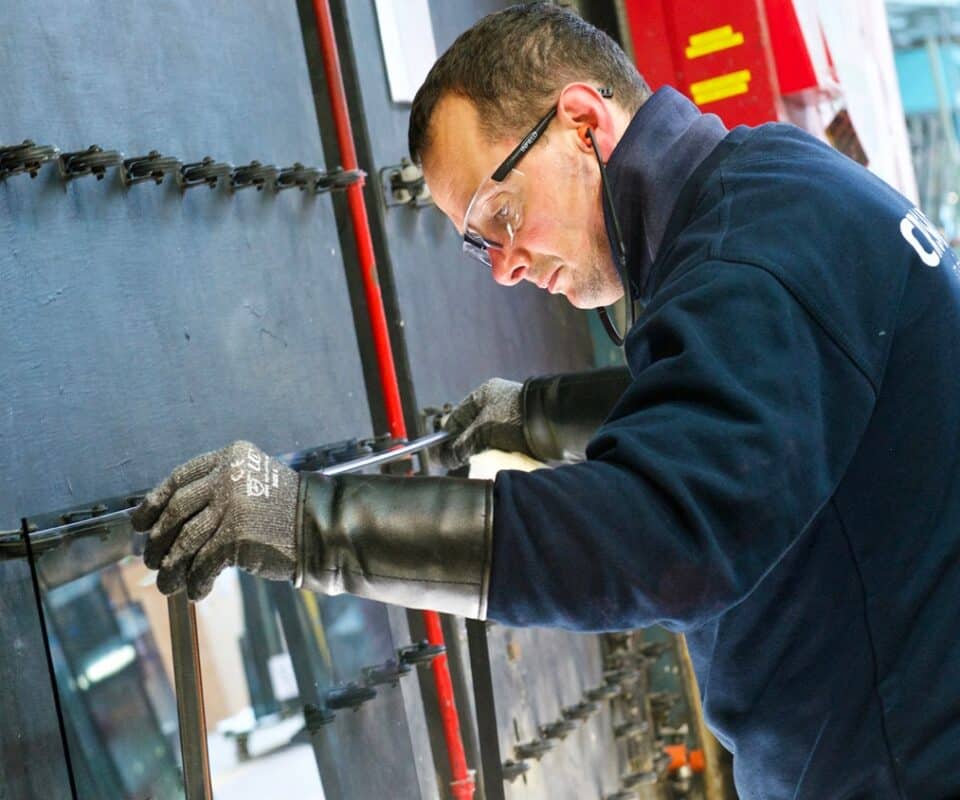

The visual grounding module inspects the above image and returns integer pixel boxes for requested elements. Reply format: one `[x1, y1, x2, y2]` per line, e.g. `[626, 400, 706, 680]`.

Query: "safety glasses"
[461, 88, 613, 267]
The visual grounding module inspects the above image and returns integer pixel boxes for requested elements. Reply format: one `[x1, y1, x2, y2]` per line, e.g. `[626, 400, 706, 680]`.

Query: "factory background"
[1, 1, 954, 798]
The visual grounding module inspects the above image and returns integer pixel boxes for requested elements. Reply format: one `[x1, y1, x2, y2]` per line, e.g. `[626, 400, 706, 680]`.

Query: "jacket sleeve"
[488, 260, 877, 631]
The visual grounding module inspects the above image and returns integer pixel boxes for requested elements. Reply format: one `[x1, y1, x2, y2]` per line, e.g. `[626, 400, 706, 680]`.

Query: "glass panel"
[26, 517, 331, 799]
[30, 522, 184, 800]
[193, 568, 427, 799]
[20, 458, 432, 798]
[192, 568, 326, 799]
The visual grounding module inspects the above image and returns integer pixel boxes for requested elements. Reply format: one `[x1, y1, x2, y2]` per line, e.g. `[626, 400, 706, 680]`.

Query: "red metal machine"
[622, 0, 838, 129]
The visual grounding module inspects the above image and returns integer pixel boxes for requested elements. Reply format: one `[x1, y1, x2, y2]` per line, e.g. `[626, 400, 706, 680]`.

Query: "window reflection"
[36, 538, 183, 800]
[31, 521, 328, 799]
[24, 486, 428, 799]
[194, 569, 325, 799]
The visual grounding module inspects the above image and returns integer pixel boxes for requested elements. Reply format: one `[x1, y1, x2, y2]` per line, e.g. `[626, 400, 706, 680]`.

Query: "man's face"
[422, 94, 624, 309]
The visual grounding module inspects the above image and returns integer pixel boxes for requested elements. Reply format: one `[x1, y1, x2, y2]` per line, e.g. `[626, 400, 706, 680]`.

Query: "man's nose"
[490, 247, 528, 286]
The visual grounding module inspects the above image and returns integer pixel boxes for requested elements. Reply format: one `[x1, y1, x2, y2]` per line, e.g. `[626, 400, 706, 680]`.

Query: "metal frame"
[466, 619, 506, 800]
[167, 592, 213, 800]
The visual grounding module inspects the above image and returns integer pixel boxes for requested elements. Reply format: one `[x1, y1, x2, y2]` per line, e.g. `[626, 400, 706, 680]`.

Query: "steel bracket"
[58, 145, 123, 181]
[0, 139, 59, 179]
[121, 151, 182, 186]
[379, 158, 431, 207]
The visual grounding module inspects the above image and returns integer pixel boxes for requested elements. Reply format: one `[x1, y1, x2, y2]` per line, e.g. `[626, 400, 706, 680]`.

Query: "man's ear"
[556, 83, 616, 157]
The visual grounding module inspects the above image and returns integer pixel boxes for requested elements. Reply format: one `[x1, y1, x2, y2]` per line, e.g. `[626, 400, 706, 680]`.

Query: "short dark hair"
[408, 3, 650, 165]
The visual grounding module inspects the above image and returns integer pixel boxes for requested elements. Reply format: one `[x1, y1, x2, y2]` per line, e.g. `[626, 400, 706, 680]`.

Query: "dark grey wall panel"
[338, 0, 594, 413]
[2, 3, 375, 794]
[0, 561, 74, 799]
[486, 625, 619, 799]
[0, 0, 371, 528]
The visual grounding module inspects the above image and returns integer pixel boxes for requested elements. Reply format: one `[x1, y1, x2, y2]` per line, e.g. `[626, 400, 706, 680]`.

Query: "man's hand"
[131, 441, 300, 601]
[436, 378, 531, 470]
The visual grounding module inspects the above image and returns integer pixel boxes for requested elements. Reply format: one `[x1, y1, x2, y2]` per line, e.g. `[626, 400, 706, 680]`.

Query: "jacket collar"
[605, 86, 728, 299]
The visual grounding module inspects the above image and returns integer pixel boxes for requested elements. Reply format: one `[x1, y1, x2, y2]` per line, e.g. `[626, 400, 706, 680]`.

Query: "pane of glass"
[22, 479, 431, 798]
[193, 568, 326, 799]
[30, 520, 184, 800]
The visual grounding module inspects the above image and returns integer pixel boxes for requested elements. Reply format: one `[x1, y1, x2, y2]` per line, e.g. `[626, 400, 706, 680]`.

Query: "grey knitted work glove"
[435, 378, 530, 470]
[131, 441, 300, 601]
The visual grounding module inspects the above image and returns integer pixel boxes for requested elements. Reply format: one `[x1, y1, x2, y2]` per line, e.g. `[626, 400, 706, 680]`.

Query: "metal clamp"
[178, 157, 232, 190]
[539, 719, 578, 740]
[603, 666, 643, 685]
[314, 167, 365, 194]
[514, 738, 554, 760]
[638, 641, 670, 660]
[613, 719, 649, 739]
[59, 504, 108, 524]
[276, 162, 321, 192]
[230, 160, 278, 191]
[651, 749, 672, 772]
[604, 632, 632, 648]
[585, 683, 621, 702]
[324, 681, 377, 711]
[277, 434, 389, 472]
[562, 701, 599, 721]
[0, 140, 59, 179]
[303, 703, 335, 730]
[380, 158, 431, 207]
[58, 145, 123, 181]
[502, 759, 530, 782]
[397, 639, 445, 666]
[362, 658, 412, 687]
[647, 691, 679, 712]
[121, 151, 182, 186]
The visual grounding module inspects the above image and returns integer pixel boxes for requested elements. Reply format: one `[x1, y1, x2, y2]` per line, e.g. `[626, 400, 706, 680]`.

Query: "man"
[132, 4, 960, 797]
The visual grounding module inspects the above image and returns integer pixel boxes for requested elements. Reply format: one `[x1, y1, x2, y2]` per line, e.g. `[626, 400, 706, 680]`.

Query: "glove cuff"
[294, 472, 493, 620]
[522, 366, 632, 462]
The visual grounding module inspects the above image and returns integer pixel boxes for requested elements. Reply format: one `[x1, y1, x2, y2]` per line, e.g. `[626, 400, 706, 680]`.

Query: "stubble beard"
[564, 231, 625, 309]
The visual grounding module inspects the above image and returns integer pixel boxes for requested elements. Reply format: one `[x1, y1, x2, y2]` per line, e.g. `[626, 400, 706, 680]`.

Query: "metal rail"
[168, 591, 213, 800]
[0, 431, 449, 555]
[320, 430, 447, 474]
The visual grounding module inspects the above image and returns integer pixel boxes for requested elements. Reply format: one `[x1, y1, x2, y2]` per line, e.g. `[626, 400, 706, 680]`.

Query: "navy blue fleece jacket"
[488, 89, 960, 798]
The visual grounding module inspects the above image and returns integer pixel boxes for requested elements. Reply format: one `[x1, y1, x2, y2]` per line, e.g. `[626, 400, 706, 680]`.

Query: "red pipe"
[311, 3, 475, 798]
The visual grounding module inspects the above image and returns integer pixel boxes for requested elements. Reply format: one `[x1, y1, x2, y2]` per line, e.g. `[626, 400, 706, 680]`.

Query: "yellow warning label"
[690, 70, 752, 105]
[685, 25, 745, 59]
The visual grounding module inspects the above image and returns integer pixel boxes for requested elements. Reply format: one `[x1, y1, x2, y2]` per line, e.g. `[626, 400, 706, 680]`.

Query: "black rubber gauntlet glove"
[437, 367, 631, 469]
[134, 442, 494, 618]
[296, 473, 493, 620]
[132, 441, 299, 600]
